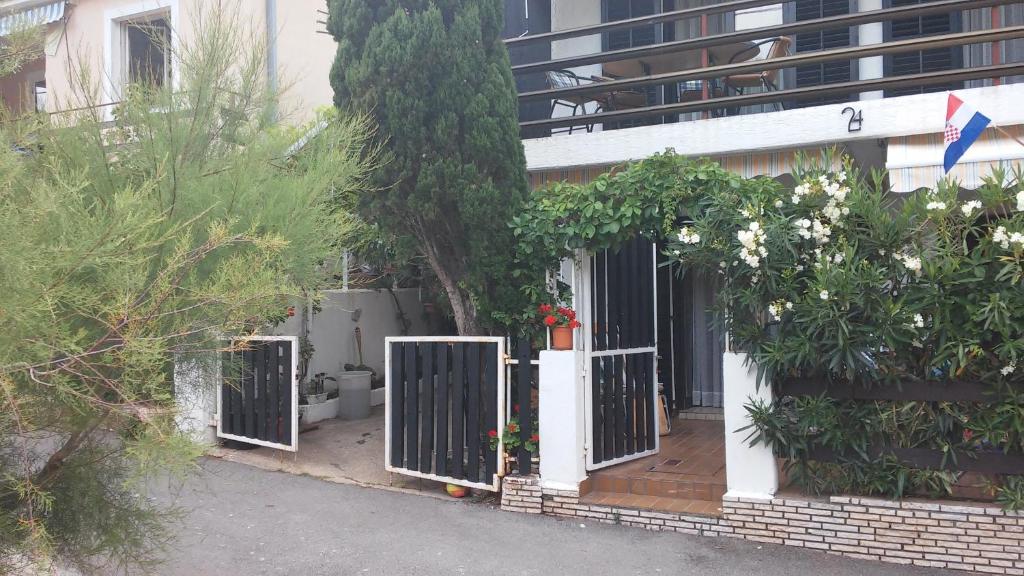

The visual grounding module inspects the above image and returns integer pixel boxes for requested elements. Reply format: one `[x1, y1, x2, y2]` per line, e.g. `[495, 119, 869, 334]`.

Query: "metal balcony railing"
[507, 0, 1024, 138]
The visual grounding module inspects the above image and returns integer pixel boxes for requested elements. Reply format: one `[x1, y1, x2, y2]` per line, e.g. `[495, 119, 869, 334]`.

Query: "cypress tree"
[328, 0, 530, 335]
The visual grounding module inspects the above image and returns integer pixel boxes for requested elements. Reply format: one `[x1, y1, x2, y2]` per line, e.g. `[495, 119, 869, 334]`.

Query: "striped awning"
[0, 1, 65, 37]
[887, 125, 1024, 193]
[527, 147, 842, 190]
[716, 147, 844, 181]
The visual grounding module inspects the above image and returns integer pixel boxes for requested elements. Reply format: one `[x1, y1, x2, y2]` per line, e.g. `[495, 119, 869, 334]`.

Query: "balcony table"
[601, 40, 760, 79]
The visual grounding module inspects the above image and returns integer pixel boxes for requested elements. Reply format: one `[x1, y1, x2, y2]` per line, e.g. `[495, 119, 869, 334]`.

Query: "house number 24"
[842, 107, 864, 133]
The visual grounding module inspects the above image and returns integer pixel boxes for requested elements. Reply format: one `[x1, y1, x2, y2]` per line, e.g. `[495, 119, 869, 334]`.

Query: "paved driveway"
[154, 459, 949, 575]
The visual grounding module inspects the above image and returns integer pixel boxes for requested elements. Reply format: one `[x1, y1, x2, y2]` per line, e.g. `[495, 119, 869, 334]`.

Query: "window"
[123, 16, 171, 88]
[603, 0, 667, 51]
[884, 0, 962, 97]
[792, 0, 853, 106]
[32, 80, 46, 113]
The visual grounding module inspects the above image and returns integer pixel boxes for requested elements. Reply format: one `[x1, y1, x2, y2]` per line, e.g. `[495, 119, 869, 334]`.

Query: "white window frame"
[103, 0, 179, 115]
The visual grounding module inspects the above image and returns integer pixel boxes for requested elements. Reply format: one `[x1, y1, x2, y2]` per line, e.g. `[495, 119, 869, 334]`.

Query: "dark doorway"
[656, 253, 724, 413]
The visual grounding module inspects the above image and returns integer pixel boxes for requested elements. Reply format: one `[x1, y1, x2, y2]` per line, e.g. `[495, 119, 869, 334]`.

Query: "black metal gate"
[585, 236, 659, 470]
[217, 337, 298, 452]
[385, 337, 507, 491]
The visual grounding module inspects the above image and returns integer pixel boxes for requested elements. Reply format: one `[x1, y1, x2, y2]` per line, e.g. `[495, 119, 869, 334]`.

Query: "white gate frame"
[384, 336, 507, 491]
[216, 335, 299, 452]
[579, 244, 661, 471]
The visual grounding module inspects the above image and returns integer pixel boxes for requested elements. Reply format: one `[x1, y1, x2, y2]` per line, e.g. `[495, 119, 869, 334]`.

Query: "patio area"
[581, 418, 726, 517]
[208, 406, 451, 497]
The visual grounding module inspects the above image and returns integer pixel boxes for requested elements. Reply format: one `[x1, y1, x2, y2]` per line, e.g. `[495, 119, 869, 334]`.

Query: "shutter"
[794, 0, 853, 107]
[606, 0, 658, 50]
[885, 0, 962, 97]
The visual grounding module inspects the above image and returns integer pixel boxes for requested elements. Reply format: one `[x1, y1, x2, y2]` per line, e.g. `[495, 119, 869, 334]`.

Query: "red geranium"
[530, 433, 540, 442]
[487, 429, 497, 438]
[537, 304, 580, 329]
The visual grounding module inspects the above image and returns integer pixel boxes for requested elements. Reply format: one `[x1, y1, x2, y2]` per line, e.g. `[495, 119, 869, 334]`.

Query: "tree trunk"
[419, 235, 485, 336]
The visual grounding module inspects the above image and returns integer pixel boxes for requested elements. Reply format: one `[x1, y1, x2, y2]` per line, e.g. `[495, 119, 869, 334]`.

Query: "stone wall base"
[500, 475, 1024, 575]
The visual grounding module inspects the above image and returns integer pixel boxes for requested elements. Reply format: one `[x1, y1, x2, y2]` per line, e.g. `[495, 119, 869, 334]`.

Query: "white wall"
[275, 289, 428, 383]
[523, 83, 1024, 171]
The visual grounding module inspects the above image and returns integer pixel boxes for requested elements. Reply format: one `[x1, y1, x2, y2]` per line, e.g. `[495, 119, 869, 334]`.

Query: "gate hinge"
[503, 353, 514, 365]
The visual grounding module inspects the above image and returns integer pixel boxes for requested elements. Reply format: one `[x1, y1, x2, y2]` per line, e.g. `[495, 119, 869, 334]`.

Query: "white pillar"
[173, 355, 219, 446]
[538, 349, 588, 490]
[858, 0, 885, 101]
[723, 351, 778, 499]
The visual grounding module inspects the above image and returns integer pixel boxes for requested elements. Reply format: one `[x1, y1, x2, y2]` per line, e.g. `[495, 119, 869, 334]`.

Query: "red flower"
[543, 315, 557, 327]
[487, 429, 497, 438]
[538, 304, 553, 314]
[530, 434, 539, 442]
[963, 429, 974, 442]
[508, 422, 519, 433]
[569, 320, 581, 329]
[513, 403, 520, 414]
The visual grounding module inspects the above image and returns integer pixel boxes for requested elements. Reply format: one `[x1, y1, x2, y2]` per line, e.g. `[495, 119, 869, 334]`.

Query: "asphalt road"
[153, 458, 949, 576]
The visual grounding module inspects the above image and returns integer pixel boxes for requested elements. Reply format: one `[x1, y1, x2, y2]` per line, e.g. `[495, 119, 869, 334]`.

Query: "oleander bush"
[664, 152, 1024, 503]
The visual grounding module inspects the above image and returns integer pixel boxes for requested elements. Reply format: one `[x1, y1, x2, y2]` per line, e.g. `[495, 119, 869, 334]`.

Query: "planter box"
[299, 397, 340, 424]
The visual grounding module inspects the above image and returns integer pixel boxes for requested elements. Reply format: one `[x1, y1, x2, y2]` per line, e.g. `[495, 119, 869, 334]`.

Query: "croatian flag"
[944, 94, 991, 173]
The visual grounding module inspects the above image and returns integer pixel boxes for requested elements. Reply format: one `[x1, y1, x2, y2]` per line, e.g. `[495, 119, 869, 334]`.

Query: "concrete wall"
[42, 0, 335, 125]
[274, 289, 428, 384]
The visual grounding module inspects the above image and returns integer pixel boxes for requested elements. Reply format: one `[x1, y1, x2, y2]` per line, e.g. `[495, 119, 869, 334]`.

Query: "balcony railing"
[506, 0, 1024, 139]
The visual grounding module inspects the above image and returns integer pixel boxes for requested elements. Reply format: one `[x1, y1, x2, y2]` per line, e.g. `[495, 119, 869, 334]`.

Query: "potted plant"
[538, 304, 580, 351]
[303, 372, 336, 405]
[488, 417, 539, 472]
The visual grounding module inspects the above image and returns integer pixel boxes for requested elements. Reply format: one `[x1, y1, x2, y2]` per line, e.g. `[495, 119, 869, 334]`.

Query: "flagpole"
[992, 125, 1024, 149]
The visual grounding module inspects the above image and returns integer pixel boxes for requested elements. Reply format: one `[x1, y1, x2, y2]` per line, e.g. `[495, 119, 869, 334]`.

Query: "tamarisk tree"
[0, 7, 375, 573]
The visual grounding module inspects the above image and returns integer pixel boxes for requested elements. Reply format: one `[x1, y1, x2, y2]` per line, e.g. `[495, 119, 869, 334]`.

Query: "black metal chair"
[544, 70, 610, 134]
[722, 36, 792, 113]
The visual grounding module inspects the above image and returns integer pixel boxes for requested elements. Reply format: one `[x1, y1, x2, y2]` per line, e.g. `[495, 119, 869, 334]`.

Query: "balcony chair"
[722, 36, 792, 113]
[545, 70, 646, 134]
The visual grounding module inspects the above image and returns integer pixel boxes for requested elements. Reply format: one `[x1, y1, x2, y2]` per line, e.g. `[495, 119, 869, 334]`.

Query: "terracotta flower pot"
[551, 326, 573, 350]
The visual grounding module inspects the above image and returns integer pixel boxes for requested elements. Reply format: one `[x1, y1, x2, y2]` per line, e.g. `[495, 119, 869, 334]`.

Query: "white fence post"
[723, 351, 778, 499]
[538, 349, 587, 490]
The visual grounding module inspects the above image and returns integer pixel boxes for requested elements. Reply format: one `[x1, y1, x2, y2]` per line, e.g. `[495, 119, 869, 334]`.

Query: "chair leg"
[763, 79, 784, 112]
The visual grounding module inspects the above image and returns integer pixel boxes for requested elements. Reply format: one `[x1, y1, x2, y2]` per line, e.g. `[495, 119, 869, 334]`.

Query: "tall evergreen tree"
[328, 0, 530, 335]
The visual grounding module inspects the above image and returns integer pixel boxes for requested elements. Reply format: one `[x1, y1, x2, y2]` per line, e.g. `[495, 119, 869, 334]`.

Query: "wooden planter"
[550, 326, 573, 350]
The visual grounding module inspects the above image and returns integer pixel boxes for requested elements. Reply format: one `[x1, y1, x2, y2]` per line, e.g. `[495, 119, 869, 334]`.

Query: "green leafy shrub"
[666, 151, 1024, 502]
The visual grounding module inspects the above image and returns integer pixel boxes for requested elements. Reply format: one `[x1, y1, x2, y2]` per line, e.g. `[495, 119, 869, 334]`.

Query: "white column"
[723, 351, 778, 499]
[173, 355, 219, 446]
[538, 349, 588, 490]
[858, 0, 885, 101]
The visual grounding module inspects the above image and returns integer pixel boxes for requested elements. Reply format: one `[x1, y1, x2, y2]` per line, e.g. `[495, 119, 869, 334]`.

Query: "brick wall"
[501, 475, 1024, 574]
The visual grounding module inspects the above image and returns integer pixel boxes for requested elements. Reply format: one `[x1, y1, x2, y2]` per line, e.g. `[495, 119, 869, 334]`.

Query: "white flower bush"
[961, 200, 983, 216]
[737, 221, 767, 269]
[650, 152, 1023, 503]
[677, 226, 700, 245]
[664, 153, 1023, 392]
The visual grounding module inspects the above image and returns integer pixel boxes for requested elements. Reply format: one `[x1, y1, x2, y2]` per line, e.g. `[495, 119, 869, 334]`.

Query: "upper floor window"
[122, 16, 171, 88]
